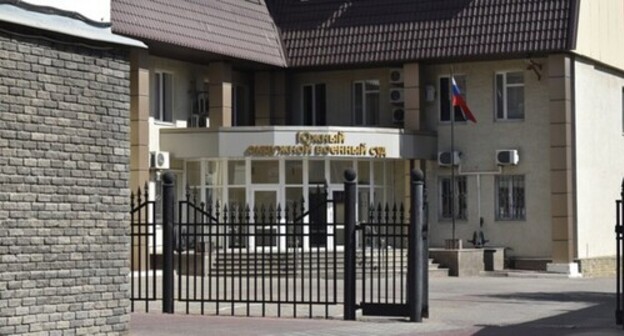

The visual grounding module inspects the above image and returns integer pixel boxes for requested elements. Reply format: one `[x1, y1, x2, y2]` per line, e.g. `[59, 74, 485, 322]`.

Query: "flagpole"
[450, 66, 456, 245]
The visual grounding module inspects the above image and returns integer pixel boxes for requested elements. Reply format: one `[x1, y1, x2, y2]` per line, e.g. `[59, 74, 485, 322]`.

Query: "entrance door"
[252, 188, 279, 249]
[308, 188, 327, 248]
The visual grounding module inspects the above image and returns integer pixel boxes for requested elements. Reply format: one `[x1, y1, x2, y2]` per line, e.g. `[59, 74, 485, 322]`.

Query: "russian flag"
[452, 77, 477, 123]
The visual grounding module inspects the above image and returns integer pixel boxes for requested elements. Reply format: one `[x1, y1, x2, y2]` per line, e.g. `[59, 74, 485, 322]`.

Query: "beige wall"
[423, 59, 552, 258]
[575, 0, 624, 71]
[289, 68, 401, 127]
[574, 57, 624, 259]
[146, 56, 254, 153]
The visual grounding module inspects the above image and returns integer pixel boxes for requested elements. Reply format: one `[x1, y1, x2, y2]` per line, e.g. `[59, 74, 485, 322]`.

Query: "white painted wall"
[574, 58, 624, 259]
[423, 59, 552, 258]
[575, 0, 624, 71]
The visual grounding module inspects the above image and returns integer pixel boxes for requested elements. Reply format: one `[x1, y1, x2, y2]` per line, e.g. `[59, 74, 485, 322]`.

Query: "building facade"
[112, 0, 624, 276]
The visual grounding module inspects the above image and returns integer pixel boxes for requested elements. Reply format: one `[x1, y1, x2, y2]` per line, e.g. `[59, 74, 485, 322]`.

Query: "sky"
[22, 0, 110, 22]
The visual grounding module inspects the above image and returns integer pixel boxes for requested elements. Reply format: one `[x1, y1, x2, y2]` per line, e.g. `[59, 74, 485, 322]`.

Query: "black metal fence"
[616, 179, 623, 327]
[130, 169, 428, 321]
[129, 185, 158, 313]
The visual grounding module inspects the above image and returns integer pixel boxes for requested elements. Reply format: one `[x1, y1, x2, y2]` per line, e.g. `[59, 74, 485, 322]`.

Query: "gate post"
[408, 169, 424, 322]
[343, 168, 357, 321]
[162, 172, 175, 314]
[422, 184, 429, 318]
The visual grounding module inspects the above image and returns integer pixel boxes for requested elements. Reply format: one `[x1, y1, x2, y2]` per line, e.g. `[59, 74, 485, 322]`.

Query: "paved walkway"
[131, 276, 622, 336]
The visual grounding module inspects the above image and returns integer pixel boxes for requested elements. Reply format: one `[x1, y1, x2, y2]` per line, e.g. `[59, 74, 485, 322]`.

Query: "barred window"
[439, 176, 467, 220]
[495, 175, 526, 220]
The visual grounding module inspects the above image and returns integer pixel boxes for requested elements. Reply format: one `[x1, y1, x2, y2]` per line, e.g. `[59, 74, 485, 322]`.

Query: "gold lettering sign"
[244, 132, 386, 158]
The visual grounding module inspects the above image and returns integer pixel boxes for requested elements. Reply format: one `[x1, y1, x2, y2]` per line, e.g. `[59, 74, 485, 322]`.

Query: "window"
[233, 85, 253, 126]
[495, 71, 524, 120]
[353, 80, 379, 126]
[302, 84, 326, 126]
[439, 75, 467, 122]
[439, 176, 467, 220]
[152, 72, 173, 122]
[495, 175, 525, 220]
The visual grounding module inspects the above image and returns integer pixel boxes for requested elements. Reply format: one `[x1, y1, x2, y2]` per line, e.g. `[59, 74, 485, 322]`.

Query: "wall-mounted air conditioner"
[389, 88, 404, 104]
[392, 108, 404, 124]
[496, 149, 520, 166]
[150, 151, 170, 170]
[389, 68, 404, 84]
[438, 151, 461, 167]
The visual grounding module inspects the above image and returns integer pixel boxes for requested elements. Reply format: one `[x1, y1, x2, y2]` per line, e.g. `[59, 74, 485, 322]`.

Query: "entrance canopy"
[160, 126, 436, 160]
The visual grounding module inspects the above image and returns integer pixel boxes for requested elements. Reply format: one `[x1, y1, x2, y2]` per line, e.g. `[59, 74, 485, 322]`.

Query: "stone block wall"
[0, 31, 131, 335]
[578, 257, 617, 278]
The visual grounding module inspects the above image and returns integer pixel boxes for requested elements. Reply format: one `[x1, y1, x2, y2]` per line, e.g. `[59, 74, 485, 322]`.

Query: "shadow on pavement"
[473, 292, 622, 336]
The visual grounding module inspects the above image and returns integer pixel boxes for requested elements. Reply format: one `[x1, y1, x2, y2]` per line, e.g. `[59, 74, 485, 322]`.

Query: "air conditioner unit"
[150, 151, 170, 170]
[496, 149, 520, 166]
[438, 151, 461, 167]
[389, 68, 404, 84]
[389, 88, 404, 104]
[392, 108, 404, 124]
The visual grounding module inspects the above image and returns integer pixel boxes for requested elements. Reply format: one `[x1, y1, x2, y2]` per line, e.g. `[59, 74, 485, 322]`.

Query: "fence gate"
[130, 178, 344, 318]
[356, 204, 416, 317]
[130, 169, 428, 321]
[172, 185, 341, 318]
[342, 169, 428, 322]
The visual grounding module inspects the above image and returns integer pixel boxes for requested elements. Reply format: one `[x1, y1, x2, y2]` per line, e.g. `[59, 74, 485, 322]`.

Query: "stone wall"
[578, 257, 617, 278]
[0, 31, 131, 335]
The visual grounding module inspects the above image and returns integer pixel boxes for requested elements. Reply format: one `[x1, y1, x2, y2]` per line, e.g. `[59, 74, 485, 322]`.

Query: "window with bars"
[495, 71, 524, 120]
[439, 176, 467, 220]
[495, 175, 526, 220]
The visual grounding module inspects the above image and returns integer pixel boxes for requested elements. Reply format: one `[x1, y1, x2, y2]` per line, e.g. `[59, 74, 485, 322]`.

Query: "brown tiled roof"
[267, 0, 577, 67]
[111, 0, 287, 67]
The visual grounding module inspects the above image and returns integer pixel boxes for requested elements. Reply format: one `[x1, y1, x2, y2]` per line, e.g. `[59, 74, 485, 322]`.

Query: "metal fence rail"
[130, 185, 158, 312]
[616, 180, 623, 327]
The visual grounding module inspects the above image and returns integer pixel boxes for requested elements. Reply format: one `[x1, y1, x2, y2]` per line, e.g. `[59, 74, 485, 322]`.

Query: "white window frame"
[438, 176, 467, 221]
[495, 175, 526, 221]
[352, 80, 380, 126]
[153, 71, 174, 123]
[495, 71, 524, 121]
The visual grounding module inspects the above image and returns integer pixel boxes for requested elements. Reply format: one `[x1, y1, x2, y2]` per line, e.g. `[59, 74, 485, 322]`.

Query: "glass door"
[330, 190, 345, 251]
